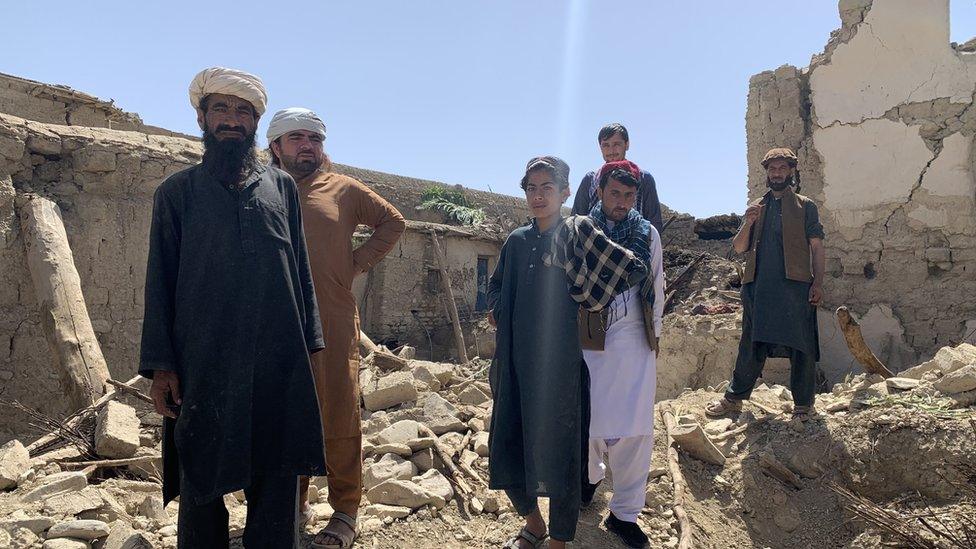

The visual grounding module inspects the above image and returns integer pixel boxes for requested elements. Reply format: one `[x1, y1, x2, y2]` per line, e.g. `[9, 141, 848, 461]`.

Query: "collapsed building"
[0, 71, 735, 443]
[0, 3, 974, 547]
[746, 0, 976, 381]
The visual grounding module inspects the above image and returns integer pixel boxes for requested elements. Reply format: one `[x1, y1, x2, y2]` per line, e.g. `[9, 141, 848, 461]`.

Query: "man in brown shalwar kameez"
[267, 108, 405, 548]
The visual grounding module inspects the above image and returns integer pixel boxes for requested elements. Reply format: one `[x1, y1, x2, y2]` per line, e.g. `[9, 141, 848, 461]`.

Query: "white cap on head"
[188, 67, 268, 116]
[266, 108, 327, 144]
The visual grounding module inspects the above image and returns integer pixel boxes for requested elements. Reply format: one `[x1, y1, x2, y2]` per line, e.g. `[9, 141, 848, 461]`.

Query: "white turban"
[266, 108, 327, 143]
[188, 67, 268, 116]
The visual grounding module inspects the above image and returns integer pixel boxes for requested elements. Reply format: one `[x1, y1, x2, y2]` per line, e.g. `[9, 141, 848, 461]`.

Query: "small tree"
[419, 186, 486, 226]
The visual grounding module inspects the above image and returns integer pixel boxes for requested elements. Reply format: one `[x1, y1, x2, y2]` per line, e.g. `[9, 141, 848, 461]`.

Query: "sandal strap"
[517, 526, 549, 547]
[330, 511, 358, 531]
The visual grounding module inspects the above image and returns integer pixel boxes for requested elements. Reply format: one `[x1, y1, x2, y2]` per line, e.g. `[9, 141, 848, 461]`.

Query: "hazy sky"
[3, 1, 974, 216]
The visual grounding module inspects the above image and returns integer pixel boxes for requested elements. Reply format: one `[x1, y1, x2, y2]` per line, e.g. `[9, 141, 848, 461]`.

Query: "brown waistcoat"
[741, 187, 813, 285]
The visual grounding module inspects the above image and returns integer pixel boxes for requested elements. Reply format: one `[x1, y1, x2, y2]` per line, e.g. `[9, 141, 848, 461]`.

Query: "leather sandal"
[502, 526, 549, 548]
[704, 397, 743, 418]
[311, 511, 358, 548]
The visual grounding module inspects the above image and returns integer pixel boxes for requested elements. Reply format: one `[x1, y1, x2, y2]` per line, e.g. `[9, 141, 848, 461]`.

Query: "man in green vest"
[705, 148, 825, 419]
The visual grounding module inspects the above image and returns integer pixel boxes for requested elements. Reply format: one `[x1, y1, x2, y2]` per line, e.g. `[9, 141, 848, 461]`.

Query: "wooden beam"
[662, 410, 694, 549]
[836, 306, 895, 378]
[429, 230, 469, 363]
[20, 195, 110, 409]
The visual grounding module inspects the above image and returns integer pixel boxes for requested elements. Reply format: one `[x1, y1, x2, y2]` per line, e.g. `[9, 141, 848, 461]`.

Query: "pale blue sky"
[3, 1, 974, 216]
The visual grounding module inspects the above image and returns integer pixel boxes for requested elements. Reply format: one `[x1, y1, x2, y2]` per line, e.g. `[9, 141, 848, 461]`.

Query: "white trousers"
[587, 435, 654, 522]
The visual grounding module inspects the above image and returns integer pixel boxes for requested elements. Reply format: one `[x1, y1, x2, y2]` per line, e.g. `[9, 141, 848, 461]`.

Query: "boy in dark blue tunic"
[488, 157, 644, 549]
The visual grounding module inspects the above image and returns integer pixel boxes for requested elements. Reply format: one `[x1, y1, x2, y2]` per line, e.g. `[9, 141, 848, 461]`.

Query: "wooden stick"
[836, 307, 895, 378]
[662, 410, 694, 549]
[106, 378, 153, 405]
[417, 424, 474, 495]
[711, 413, 776, 443]
[758, 450, 802, 490]
[665, 252, 707, 295]
[429, 230, 469, 363]
[20, 195, 111, 408]
[60, 453, 159, 469]
[359, 330, 378, 355]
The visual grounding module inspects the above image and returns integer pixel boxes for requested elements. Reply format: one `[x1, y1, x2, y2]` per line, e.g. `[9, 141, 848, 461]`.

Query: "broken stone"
[648, 467, 668, 480]
[371, 350, 408, 372]
[370, 443, 413, 458]
[20, 471, 88, 502]
[457, 385, 490, 406]
[0, 439, 29, 490]
[886, 377, 920, 391]
[902, 344, 976, 379]
[364, 453, 418, 491]
[365, 503, 412, 520]
[376, 420, 421, 446]
[397, 346, 417, 360]
[411, 360, 455, 385]
[0, 511, 55, 534]
[933, 364, 976, 395]
[47, 519, 111, 540]
[405, 437, 437, 452]
[103, 521, 153, 549]
[483, 495, 501, 514]
[467, 417, 485, 432]
[409, 448, 436, 472]
[42, 485, 104, 516]
[421, 393, 465, 435]
[366, 479, 438, 509]
[414, 469, 454, 508]
[704, 418, 734, 436]
[412, 366, 441, 391]
[137, 494, 168, 523]
[460, 449, 479, 469]
[824, 400, 851, 412]
[41, 539, 89, 549]
[363, 412, 392, 435]
[95, 401, 141, 458]
[472, 431, 490, 457]
[362, 371, 418, 411]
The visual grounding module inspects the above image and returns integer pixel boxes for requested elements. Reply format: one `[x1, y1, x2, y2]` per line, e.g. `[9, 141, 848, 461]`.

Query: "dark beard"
[280, 154, 320, 180]
[767, 175, 794, 192]
[202, 126, 258, 185]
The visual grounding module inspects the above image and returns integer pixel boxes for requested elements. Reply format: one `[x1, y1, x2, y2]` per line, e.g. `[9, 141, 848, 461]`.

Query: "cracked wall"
[746, 0, 976, 380]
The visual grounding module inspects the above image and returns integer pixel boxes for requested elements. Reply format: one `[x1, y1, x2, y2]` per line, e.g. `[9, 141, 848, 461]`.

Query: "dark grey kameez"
[727, 197, 825, 406]
[139, 164, 326, 506]
[487, 221, 589, 541]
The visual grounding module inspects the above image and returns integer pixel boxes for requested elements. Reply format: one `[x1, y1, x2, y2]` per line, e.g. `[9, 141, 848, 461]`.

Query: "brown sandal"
[311, 511, 358, 548]
[704, 397, 743, 418]
[502, 526, 549, 548]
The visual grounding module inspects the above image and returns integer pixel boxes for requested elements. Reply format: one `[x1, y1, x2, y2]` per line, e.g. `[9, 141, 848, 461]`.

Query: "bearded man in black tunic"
[140, 67, 326, 548]
[705, 148, 826, 420]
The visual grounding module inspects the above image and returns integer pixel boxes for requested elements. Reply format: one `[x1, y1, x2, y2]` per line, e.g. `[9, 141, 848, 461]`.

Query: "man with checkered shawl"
[487, 156, 646, 549]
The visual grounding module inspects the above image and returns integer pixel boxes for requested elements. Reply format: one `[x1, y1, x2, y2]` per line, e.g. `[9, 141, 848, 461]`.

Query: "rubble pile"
[1, 346, 973, 548]
[662, 249, 741, 316]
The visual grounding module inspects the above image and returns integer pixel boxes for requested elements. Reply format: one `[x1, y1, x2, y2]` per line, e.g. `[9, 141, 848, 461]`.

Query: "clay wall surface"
[0, 113, 201, 443]
[745, 0, 976, 381]
[354, 222, 502, 361]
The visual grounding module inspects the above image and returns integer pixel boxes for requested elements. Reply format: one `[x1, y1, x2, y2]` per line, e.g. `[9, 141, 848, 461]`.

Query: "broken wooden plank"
[429, 230, 469, 363]
[20, 194, 111, 409]
[662, 410, 694, 549]
[759, 449, 803, 490]
[836, 306, 895, 378]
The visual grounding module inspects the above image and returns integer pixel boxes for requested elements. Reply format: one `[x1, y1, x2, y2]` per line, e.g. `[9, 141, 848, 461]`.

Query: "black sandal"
[582, 479, 602, 506]
[605, 512, 649, 548]
[502, 526, 549, 548]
